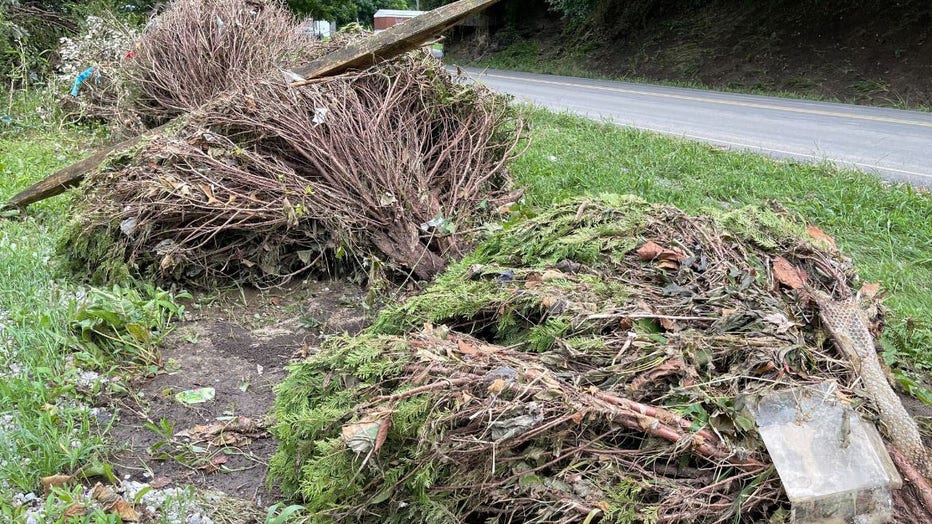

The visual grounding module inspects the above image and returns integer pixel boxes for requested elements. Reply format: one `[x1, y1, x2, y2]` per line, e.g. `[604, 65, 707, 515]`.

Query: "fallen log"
[2, 0, 500, 212]
[3, 124, 167, 210]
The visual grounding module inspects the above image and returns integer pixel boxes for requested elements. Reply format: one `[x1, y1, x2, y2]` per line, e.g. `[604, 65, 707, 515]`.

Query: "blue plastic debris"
[70, 66, 99, 97]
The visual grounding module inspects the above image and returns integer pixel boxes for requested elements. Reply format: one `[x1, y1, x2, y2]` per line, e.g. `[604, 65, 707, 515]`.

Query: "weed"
[70, 284, 190, 367]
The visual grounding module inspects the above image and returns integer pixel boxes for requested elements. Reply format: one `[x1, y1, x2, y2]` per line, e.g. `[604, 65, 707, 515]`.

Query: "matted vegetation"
[270, 195, 929, 522]
[62, 0, 523, 286]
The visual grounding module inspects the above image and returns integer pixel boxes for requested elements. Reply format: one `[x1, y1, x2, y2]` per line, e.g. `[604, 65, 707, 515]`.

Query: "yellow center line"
[477, 71, 932, 129]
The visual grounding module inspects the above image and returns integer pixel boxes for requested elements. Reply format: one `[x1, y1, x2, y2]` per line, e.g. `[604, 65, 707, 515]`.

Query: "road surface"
[456, 67, 932, 186]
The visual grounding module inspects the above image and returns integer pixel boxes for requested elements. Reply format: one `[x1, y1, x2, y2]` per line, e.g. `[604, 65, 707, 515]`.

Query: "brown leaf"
[860, 282, 882, 300]
[200, 184, 219, 205]
[149, 477, 171, 489]
[109, 497, 139, 522]
[40, 474, 72, 493]
[487, 378, 507, 394]
[636, 241, 664, 260]
[373, 418, 391, 453]
[657, 259, 680, 271]
[200, 454, 229, 473]
[806, 225, 837, 250]
[64, 503, 86, 518]
[570, 409, 587, 424]
[773, 256, 806, 289]
[211, 433, 250, 447]
[456, 338, 478, 356]
[92, 483, 139, 522]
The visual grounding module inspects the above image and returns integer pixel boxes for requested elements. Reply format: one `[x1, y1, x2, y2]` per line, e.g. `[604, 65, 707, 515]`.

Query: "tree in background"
[288, 0, 412, 27]
[0, 0, 154, 88]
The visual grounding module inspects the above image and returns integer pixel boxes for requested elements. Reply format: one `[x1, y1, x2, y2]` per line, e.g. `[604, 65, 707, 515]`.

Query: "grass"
[1, 91, 931, 519]
[512, 106, 932, 372]
[0, 95, 191, 522]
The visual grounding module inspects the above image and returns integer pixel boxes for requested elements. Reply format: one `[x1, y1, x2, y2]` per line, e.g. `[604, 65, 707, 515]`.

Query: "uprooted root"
[66, 52, 523, 285]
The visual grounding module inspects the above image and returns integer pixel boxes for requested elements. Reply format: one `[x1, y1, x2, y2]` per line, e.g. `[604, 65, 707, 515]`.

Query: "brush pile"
[270, 195, 932, 523]
[65, 0, 522, 284]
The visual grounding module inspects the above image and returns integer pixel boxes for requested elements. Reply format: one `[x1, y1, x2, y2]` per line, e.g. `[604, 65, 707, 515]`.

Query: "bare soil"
[107, 279, 369, 511]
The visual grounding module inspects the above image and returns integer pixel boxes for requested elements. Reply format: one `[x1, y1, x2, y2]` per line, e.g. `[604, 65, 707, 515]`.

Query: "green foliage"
[289, 0, 358, 25]
[289, 0, 412, 26]
[0, 0, 152, 88]
[706, 204, 807, 250]
[477, 194, 649, 266]
[354, 0, 408, 25]
[511, 106, 932, 400]
[70, 284, 189, 366]
[0, 116, 189, 509]
[270, 334, 453, 521]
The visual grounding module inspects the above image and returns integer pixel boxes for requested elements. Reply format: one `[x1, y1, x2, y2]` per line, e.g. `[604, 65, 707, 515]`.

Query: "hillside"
[446, 0, 932, 108]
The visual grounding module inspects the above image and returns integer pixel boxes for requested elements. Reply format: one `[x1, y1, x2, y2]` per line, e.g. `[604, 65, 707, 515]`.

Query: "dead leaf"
[373, 418, 390, 453]
[860, 282, 882, 300]
[149, 477, 171, 489]
[806, 225, 837, 250]
[570, 409, 587, 424]
[40, 474, 72, 493]
[92, 483, 139, 522]
[200, 184, 219, 205]
[636, 241, 685, 264]
[341, 413, 392, 455]
[64, 503, 86, 518]
[200, 454, 229, 473]
[456, 339, 478, 356]
[211, 433, 250, 447]
[636, 241, 664, 260]
[487, 378, 507, 394]
[541, 269, 566, 281]
[772, 256, 806, 289]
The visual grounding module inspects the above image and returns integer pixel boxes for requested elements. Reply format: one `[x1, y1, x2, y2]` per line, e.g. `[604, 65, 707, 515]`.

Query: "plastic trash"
[175, 387, 216, 405]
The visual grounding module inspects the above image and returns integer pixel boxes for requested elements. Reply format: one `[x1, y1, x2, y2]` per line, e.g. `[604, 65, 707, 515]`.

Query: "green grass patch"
[513, 106, 932, 371]
[0, 116, 186, 520]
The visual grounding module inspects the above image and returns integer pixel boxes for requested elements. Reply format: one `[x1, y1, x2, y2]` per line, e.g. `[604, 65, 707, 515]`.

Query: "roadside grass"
[0, 100, 189, 521]
[513, 106, 932, 378]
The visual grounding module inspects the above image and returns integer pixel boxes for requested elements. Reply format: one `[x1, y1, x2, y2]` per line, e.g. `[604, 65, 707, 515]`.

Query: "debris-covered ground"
[6, 0, 932, 522]
[106, 281, 369, 522]
[271, 196, 932, 523]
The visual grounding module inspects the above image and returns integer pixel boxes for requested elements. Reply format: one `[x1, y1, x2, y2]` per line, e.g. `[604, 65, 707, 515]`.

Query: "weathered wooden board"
[3, 125, 166, 210]
[3, 0, 500, 211]
[291, 0, 499, 82]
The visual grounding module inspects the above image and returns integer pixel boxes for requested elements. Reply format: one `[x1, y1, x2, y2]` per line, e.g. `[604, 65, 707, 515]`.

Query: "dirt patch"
[108, 279, 369, 510]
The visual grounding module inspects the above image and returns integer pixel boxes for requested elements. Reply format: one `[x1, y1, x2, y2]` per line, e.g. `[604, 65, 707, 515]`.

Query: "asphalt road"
[456, 67, 932, 186]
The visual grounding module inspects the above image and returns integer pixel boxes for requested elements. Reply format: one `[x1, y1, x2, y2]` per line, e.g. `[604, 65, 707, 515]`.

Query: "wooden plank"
[290, 0, 499, 82]
[2, 125, 165, 210]
[3, 0, 500, 211]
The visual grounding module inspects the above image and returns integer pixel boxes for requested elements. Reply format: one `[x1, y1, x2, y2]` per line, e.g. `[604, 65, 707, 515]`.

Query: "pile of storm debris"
[53, 0, 521, 286]
[271, 196, 932, 523]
